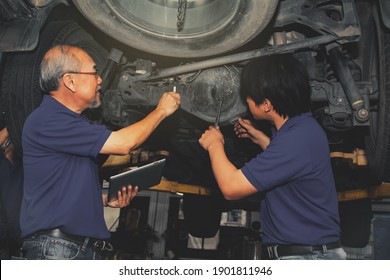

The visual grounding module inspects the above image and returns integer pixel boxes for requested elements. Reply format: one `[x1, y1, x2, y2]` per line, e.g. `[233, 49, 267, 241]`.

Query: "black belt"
[30, 229, 113, 251]
[266, 240, 341, 259]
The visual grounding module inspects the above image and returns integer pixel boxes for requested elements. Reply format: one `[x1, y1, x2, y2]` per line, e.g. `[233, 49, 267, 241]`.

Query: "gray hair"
[39, 45, 82, 93]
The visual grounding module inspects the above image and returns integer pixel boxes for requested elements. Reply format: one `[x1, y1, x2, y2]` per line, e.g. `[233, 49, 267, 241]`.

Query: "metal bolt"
[356, 108, 369, 122]
[135, 70, 147, 75]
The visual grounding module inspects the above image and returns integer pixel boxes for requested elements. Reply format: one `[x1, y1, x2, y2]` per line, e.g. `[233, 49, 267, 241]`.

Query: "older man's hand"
[103, 185, 138, 208]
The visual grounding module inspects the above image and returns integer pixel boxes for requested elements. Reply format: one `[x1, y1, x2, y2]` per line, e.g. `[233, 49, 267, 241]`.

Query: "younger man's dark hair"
[240, 54, 311, 118]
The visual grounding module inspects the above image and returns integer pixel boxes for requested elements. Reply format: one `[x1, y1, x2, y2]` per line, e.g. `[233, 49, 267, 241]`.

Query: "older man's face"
[72, 50, 103, 110]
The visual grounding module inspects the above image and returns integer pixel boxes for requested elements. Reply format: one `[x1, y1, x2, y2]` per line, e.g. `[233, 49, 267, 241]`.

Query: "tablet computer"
[108, 158, 166, 201]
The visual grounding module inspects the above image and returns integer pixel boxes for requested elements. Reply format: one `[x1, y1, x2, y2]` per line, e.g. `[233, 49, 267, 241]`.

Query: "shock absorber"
[100, 48, 124, 96]
[328, 46, 369, 123]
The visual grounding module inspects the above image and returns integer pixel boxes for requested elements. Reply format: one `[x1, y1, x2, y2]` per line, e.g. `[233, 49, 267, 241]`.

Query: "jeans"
[277, 247, 347, 260]
[20, 233, 103, 260]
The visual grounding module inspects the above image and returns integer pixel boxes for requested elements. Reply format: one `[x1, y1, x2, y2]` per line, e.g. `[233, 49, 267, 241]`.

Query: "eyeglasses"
[61, 71, 99, 78]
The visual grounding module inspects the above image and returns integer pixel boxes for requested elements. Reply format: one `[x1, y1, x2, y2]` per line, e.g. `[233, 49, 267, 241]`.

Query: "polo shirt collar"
[41, 95, 83, 118]
[271, 112, 312, 137]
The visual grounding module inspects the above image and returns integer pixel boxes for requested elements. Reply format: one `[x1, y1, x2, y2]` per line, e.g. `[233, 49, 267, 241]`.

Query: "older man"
[20, 45, 180, 259]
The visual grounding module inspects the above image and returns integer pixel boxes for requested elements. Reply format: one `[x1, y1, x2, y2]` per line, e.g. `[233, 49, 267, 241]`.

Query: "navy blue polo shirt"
[241, 113, 340, 245]
[20, 95, 111, 239]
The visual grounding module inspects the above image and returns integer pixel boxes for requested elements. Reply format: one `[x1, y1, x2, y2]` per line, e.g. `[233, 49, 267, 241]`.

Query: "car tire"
[73, 0, 279, 58]
[357, 1, 390, 182]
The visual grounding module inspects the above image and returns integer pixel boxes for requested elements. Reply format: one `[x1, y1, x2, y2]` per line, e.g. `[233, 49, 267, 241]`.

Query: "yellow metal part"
[338, 189, 370, 201]
[330, 148, 368, 166]
[369, 182, 390, 200]
[338, 182, 390, 201]
[150, 180, 211, 196]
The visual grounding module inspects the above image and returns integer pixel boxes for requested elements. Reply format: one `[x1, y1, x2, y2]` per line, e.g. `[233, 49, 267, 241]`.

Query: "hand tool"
[214, 100, 223, 127]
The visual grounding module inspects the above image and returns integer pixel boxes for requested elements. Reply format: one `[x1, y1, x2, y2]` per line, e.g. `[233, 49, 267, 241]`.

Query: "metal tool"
[214, 100, 223, 127]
